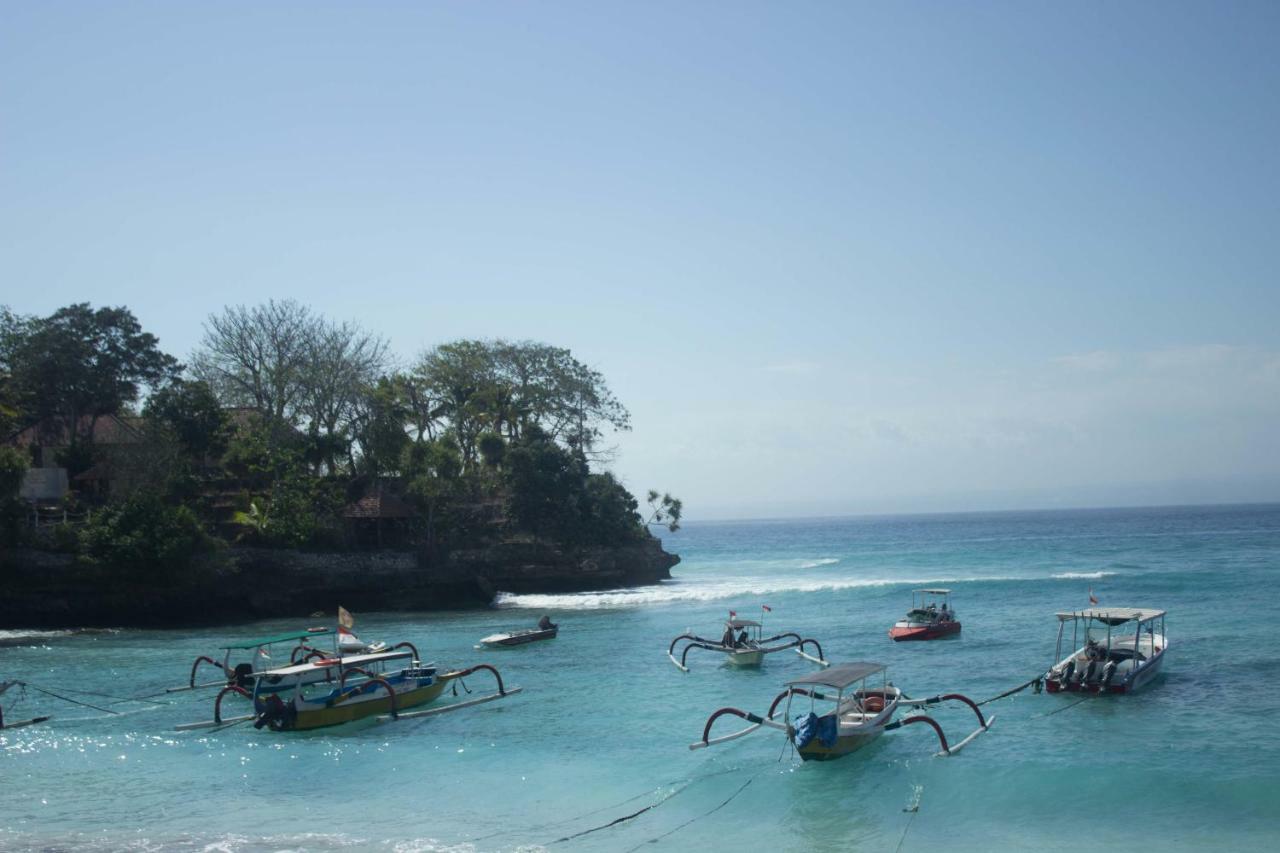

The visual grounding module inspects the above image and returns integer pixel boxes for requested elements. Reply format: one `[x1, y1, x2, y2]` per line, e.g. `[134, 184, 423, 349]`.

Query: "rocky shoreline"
[0, 537, 679, 629]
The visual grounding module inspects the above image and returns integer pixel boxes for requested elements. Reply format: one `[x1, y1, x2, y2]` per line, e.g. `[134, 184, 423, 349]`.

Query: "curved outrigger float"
[689, 662, 994, 760]
[668, 609, 829, 672]
[1044, 607, 1168, 694]
[175, 648, 520, 732]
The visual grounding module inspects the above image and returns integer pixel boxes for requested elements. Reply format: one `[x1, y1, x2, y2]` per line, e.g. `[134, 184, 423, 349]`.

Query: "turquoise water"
[3, 504, 1279, 851]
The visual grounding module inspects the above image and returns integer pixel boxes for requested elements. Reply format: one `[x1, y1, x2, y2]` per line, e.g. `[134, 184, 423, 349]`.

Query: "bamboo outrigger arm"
[889, 692, 995, 756]
[689, 706, 791, 750]
[377, 663, 521, 723]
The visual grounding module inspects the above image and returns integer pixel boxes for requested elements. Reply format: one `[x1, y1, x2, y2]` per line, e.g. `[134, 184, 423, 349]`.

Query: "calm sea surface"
[3, 504, 1278, 851]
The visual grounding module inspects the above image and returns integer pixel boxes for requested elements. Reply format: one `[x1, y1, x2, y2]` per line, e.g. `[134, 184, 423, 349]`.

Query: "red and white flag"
[729, 610, 736, 619]
[761, 604, 772, 612]
[1088, 588, 1099, 606]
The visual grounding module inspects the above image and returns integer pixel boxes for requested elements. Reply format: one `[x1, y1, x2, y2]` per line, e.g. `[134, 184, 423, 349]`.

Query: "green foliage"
[0, 444, 27, 500]
[477, 432, 506, 468]
[2, 303, 180, 438]
[643, 490, 683, 533]
[81, 494, 218, 575]
[503, 429, 645, 546]
[144, 379, 230, 462]
[350, 376, 409, 477]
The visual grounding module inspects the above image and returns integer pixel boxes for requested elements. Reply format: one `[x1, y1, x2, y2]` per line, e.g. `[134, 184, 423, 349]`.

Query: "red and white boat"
[1044, 607, 1167, 694]
[889, 589, 961, 641]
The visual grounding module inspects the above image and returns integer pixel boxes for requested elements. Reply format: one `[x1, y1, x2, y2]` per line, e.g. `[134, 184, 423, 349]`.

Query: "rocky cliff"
[0, 536, 679, 629]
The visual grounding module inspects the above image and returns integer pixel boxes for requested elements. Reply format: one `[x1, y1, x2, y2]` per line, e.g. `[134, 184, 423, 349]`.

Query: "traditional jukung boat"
[171, 608, 398, 694]
[1044, 607, 1168, 694]
[690, 662, 994, 760]
[889, 588, 961, 641]
[668, 607, 828, 671]
[478, 616, 559, 649]
[175, 649, 520, 732]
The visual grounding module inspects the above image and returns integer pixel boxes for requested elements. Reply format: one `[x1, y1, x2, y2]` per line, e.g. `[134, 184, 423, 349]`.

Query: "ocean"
[2, 503, 1278, 851]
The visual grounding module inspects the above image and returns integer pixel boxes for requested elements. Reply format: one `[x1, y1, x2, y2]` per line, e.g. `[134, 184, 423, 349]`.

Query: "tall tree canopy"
[1, 303, 179, 442]
[410, 339, 630, 469]
[191, 299, 317, 424]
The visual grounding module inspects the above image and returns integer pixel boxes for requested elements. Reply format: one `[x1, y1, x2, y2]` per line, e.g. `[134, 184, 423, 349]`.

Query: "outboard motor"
[232, 663, 255, 689]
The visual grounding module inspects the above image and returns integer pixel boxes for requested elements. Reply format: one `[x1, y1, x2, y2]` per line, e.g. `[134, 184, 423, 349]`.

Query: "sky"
[2, 2, 1278, 520]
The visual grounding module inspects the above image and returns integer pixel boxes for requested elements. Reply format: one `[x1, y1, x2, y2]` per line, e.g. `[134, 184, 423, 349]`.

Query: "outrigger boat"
[690, 662, 994, 760]
[478, 615, 559, 649]
[171, 609, 393, 693]
[668, 607, 829, 672]
[889, 588, 961, 641]
[1044, 607, 1168, 694]
[175, 648, 520, 732]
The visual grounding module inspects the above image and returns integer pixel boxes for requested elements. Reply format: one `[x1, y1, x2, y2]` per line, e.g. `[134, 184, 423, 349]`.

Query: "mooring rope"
[1036, 695, 1091, 718]
[18, 682, 120, 715]
[622, 777, 754, 853]
[894, 788, 923, 853]
[974, 675, 1043, 706]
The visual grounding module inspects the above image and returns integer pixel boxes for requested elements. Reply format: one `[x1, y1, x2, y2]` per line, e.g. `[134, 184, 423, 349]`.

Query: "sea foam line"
[1049, 571, 1117, 580]
[495, 575, 1021, 610]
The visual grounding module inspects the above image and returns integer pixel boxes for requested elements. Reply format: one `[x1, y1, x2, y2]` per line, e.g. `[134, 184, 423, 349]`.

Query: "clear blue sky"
[3, 2, 1278, 519]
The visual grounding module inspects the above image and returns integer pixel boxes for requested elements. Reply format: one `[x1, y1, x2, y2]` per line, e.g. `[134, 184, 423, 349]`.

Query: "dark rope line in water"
[30, 683, 172, 707]
[532, 763, 764, 846]
[894, 807, 920, 853]
[975, 676, 1043, 706]
[20, 682, 120, 715]
[1036, 695, 1091, 718]
[622, 777, 754, 853]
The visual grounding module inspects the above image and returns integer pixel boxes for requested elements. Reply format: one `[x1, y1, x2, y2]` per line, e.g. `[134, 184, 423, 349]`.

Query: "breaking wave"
[1049, 571, 1117, 580]
[797, 558, 839, 569]
[495, 575, 1020, 610]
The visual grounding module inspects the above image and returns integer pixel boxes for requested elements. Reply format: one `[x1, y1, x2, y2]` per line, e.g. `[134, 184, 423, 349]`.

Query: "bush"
[81, 494, 219, 576]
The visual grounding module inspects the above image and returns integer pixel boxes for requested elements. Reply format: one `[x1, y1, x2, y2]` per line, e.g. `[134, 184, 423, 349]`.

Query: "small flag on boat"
[729, 610, 736, 619]
[338, 606, 355, 629]
[1089, 588, 1099, 606]
[761, 604, 772, 612]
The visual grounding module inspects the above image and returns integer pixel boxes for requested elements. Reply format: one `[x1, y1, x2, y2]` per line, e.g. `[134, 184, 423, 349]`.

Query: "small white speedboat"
[1044, 607, 1168, 694]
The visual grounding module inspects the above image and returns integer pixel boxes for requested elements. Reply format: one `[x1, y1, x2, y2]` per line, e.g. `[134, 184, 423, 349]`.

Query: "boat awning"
[787, 661, 885, 690]
[916, 589, 950, 595]
[726, 619, 761, 629]
[1055, 607, 1165, 624]
[220, 628, 332, 650]
[250, 649, 412, 679]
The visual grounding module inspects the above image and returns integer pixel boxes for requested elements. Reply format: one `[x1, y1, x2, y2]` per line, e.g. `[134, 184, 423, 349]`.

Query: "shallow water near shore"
[3, 504, 1279, 851]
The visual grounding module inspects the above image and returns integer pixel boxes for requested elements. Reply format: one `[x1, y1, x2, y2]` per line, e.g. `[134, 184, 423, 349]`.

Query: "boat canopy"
[220, 628, 331, 650]
[250, 649, 413, 679]
[1055, 607, 1165, 625]
[787, 661, 885, 690]
[916, 588, 950, 595]
[726, 619, 761, 629]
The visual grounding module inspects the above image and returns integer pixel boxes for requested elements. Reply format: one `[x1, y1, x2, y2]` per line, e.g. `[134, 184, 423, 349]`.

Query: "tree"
[643, 490, 683, 533]
[0, 445, 27, 501]
[143, 379, 230, 464]
[348, 376, 410, 478]
[412, 339, 631, 468]
[296, 319, 389, 472]
[191, 300, 318, 425]
[3, 304, 180, 446]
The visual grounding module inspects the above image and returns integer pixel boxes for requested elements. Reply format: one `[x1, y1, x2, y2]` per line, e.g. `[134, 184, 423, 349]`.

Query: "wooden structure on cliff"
[343, 484, 417, 548]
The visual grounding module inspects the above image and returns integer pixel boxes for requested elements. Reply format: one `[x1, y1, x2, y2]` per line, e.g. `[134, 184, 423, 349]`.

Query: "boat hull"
[797, 729, 883, 761]
[889, 621, 961, 641]
[479, 628, 557, 648]
[725, 648, 764, 667]
[1046, 644, 1167, 695]
[262, 677, 449, 731]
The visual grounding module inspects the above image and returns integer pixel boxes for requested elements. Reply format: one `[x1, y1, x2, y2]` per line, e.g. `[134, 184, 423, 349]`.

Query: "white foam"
[797, 558, 839, 569]
[495, 574, 1020, 610]
[1050, 571, 1117, 580]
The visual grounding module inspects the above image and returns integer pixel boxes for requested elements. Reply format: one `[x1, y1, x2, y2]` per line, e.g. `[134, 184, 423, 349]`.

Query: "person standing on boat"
[736, 626, 751, 648]
[537, 614, 557, 631]
[721, 623, 736, 648]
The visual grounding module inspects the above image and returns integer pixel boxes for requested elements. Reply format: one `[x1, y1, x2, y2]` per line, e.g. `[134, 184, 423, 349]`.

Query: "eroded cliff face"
[0, 536, 680, 629]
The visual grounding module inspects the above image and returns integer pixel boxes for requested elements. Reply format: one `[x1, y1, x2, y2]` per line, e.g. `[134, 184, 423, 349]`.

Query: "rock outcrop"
[0, 536, 680, 629]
